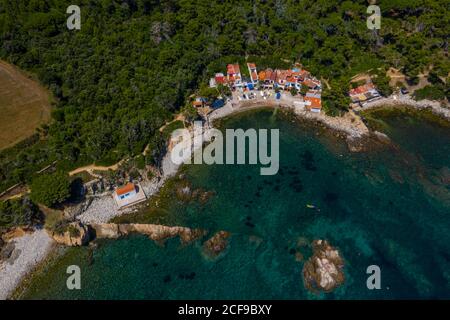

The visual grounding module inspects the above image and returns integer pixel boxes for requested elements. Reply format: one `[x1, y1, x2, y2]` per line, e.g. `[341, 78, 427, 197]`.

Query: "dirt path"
[69, 114, 186, 176]
[387, 67, 431, 92]
[68, 160, 126, 177]
[158, 114, 185, 133]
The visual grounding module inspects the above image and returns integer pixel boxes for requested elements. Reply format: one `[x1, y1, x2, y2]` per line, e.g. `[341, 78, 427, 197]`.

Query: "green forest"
[0, 0, 449, 194]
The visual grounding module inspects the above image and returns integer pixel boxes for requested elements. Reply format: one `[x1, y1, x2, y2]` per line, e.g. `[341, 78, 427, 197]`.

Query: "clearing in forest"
[0, 60, 52, 150]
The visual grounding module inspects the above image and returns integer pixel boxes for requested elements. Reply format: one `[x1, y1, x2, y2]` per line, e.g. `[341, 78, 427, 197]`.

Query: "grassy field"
[0, 60, 52, 150]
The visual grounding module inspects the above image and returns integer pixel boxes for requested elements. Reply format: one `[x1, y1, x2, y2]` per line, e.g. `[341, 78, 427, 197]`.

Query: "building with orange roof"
[348, 82, 380, 104]
[259, 68, 276, 88]
[209, 73, 227, 88]
[227, 63, 243, 88]
[303, 79, 321, 90]
[192, 97, 207, 107]
[113, 182, 147, 208]
[258, 70, 266, 81]
[304, 96, 322, 113]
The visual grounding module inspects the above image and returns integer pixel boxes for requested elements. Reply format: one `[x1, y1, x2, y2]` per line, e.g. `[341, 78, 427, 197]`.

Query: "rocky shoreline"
[209, 98, 370, 139]
[358, 96, 450, 122]
[0, 228, 54, 300]
[71, 94, 449, 225]
[4, 95, 448, 299]
[90, 223, 208, 245]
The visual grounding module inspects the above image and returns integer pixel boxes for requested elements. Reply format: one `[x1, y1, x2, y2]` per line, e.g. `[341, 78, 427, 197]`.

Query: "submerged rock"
[373, 130, 391, 144]
[203, 231, 231, 258]
[346, 136, 365, 152]
[248, 235, 263, 247]
[194, 189, 216, 205]
[302, 240, 345, 293]
[175, 179, 215, 204]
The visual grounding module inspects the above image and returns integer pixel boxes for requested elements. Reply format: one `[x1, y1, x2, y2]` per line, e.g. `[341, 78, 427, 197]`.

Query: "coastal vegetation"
[0, 197, 41, 231]
[0, 0, 448, 194]
[414, 84, 448, 101]
[361, 105, 450, 132]
[30, 171, 71, 208]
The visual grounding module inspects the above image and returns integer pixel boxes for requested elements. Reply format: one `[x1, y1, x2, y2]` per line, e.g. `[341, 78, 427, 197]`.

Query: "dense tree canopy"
[0, 0, 448, 192]
[30, 171, 71, 207]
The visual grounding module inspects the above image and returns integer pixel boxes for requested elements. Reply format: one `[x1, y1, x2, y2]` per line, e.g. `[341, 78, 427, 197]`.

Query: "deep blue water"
[22, 109, 450, 299]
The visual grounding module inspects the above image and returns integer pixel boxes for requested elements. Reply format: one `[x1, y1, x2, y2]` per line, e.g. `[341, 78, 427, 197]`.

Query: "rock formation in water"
[346, 136, 365, 152]
[90, 223, 207, 245]
[202, 231, 231, 258]
[302, 240, 345, 293]
[47, 221, 90, 246]
[175, 179, 215, 204]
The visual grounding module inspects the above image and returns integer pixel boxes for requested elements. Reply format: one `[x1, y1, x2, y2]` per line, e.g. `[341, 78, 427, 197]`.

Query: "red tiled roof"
[303, 79, 319, 88]
[264, 69, 276, 81]
[349, 83, 375, 96]
[215, 75, 225, 84]
[227, 63, 240, 75]
[305, 97, 322, 109]
[299, 70, 310, 78]
[247, 63, 256, 69]
[116, 183, 136, 196]
[258, 71, 266, 81]
[286, 76, 297, 83]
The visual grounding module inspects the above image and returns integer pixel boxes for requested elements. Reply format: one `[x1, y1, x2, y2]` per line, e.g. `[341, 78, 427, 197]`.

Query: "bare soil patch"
[0, 60, 52, 150]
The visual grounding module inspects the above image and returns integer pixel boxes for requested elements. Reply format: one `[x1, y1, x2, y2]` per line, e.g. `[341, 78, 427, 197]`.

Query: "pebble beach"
[0, 228, 54, 299]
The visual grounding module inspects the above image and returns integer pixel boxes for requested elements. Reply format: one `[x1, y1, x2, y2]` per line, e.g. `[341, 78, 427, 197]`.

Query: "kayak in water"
[306, 204, 320, 212]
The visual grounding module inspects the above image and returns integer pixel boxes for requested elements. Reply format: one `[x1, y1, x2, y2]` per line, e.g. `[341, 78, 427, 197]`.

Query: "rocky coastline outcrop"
[175, 180, 216, 205]
[202, 231, 231, 259]
[90, 223, 207, 245]
[302, 240, 345, 293]
[46, 221, 90, 246]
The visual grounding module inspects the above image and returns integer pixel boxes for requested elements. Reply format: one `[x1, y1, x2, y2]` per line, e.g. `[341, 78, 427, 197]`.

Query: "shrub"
[0, 197, 42, 230]
[413, 85, 446, 101]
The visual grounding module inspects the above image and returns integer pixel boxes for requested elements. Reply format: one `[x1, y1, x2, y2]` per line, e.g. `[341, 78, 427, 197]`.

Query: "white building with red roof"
[227, 63, 243, 88]
[348, 82, 380, 104]
[209, 73, 226, 88]
[113, 182, 147, 208]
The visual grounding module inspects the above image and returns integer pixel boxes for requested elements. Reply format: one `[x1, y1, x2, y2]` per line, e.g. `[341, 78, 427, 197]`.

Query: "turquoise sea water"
[22, 109, 450, 299]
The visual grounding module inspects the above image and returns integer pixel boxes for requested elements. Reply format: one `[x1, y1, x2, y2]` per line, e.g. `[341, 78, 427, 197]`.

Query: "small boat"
[306, 204, 316, 209]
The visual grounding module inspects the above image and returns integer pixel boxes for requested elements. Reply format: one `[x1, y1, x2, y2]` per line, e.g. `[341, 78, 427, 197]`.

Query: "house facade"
[349, 82, 381, 104]
[227, 63, 243, 88]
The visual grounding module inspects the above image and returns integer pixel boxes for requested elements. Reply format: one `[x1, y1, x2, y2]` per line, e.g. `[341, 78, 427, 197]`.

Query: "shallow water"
[21, 109, 450, 299]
